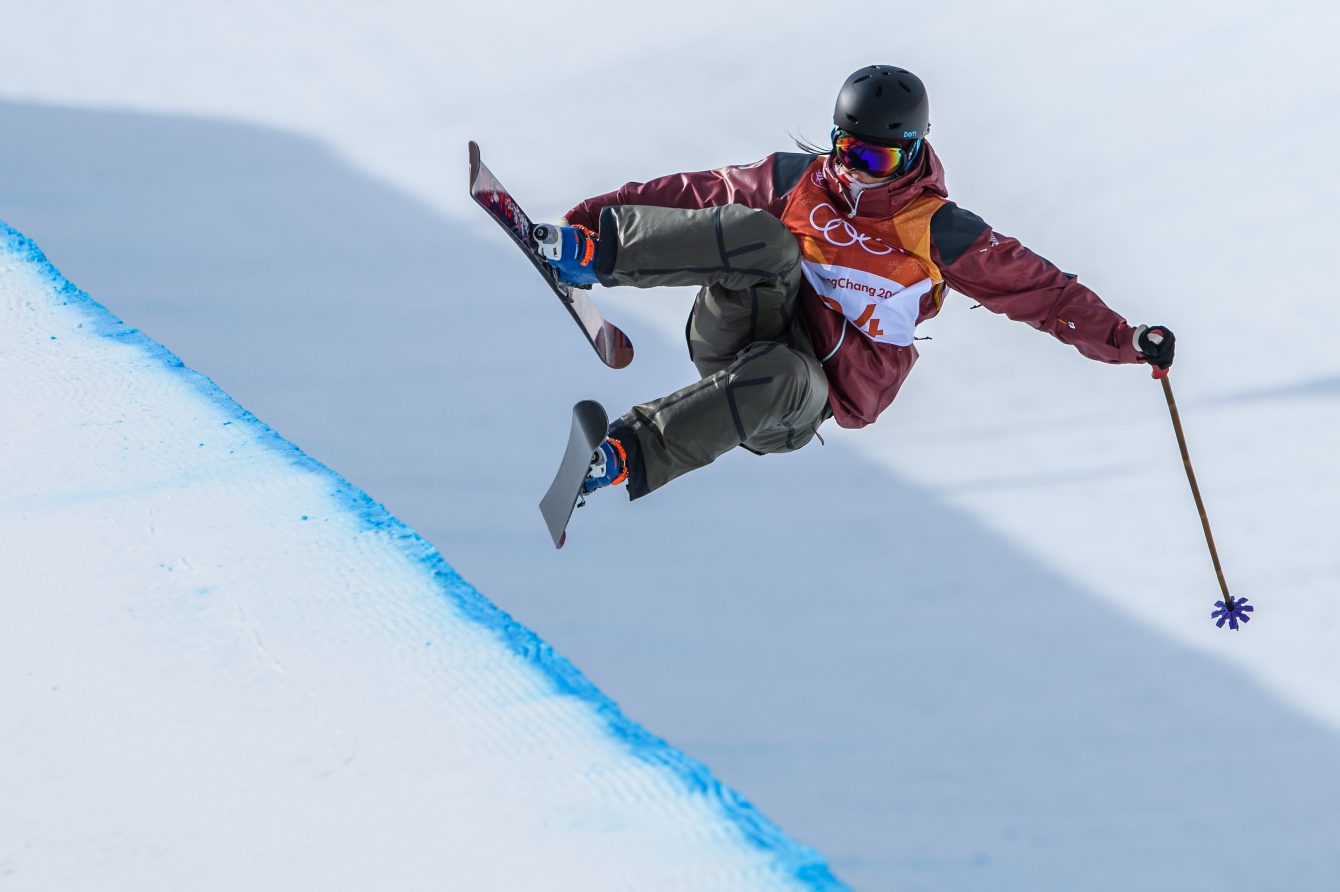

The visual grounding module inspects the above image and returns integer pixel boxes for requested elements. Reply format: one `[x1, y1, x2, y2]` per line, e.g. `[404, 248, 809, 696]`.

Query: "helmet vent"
[887, 122, 902, 130]
[898, 80, 913, 93]
[874, 85, 883, 97]
[854, 74, 871, 84]
[845, 113, 860, 124]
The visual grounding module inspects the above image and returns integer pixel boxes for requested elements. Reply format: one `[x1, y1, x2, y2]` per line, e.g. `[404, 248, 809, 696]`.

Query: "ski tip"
[603, 343, 634, 369]
[557, 531, 566, 549]
[594, 327, 635, 370]
[467, 141, 481, 179]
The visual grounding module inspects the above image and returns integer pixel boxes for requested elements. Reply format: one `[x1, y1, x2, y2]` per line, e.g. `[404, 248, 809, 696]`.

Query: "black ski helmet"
[833, 65, 930, 144]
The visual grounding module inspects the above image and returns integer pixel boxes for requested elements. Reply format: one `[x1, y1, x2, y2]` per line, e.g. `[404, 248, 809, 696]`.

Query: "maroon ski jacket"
[565, 144, 1143, 428]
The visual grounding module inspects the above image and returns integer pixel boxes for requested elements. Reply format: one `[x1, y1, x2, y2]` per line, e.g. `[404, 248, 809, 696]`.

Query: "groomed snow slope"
[0, 221, 840, 891]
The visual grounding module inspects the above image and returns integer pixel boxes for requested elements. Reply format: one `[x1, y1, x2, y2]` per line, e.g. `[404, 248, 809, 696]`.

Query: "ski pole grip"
[1139, 326, 1171, 378]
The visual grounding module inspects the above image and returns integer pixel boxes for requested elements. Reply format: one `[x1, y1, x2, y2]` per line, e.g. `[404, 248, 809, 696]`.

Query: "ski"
[468, 142, 634, 369]
[539, 400, 609, 548]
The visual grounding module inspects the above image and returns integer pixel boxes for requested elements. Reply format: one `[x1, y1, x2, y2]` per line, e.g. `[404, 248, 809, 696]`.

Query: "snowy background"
[2, 1, 1339, 889]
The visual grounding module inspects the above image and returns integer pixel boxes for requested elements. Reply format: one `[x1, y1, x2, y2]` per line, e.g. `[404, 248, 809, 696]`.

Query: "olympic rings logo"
[808, 203, 894, 255]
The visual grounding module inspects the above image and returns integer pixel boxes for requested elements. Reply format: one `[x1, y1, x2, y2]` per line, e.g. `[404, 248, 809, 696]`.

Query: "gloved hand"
[533, 223, 599, 288]
[1134, 324, 1176, 372]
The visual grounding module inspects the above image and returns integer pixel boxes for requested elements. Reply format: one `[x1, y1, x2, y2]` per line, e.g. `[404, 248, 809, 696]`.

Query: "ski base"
[468, 141, 634, 369]
[539, 400, 609, 548]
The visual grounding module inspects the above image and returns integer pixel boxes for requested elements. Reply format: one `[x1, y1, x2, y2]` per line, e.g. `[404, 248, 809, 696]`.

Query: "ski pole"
[1152, 366, 1253, 630]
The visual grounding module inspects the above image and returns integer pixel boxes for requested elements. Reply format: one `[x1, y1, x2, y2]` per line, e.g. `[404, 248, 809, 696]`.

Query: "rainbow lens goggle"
[833, 131, 921, 179]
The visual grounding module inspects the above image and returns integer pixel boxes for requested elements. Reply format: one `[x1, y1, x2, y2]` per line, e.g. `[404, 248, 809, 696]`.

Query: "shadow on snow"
[3, 100, 1337, 892]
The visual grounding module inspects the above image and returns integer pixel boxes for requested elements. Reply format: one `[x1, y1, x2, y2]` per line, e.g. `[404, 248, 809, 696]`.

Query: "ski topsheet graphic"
[468, 142, 634, 369]
[540, 400, 609, 548]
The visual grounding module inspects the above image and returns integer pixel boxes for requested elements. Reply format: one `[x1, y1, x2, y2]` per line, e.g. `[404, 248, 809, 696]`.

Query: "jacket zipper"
[819, 320, 848, 363]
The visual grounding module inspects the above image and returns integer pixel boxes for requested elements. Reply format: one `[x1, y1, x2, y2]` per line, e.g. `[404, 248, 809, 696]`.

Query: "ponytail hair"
[790, 128, 835, 157]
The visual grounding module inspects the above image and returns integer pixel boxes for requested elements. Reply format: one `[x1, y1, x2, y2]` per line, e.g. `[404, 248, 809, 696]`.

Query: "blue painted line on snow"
[0, 219, 847, 891]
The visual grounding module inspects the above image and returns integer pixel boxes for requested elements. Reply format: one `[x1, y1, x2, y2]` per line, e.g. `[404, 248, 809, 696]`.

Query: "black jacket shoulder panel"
[772, 153, 818, 198]
[930, 201, 990, 266]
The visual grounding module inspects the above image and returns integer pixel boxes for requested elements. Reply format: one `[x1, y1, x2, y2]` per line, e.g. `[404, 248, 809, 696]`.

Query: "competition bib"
[781, 169, 943, 348]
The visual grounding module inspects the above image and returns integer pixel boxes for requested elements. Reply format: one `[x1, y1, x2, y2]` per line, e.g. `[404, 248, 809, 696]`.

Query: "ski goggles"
[833, 131, 921, 179]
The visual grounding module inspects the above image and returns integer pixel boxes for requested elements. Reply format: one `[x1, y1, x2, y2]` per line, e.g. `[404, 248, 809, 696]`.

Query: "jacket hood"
[821, 140, 948, 220]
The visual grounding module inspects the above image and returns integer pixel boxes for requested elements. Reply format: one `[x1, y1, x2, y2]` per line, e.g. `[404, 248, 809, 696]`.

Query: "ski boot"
[533, 223, 600, 287]
[582, 437, 628, 495]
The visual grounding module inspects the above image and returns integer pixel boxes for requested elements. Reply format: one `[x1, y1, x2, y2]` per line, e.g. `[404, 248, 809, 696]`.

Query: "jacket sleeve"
[563, 153, 814, 230]
[929, 201, 1142, 365]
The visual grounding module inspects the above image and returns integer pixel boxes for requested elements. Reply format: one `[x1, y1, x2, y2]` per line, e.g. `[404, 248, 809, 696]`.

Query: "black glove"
[1135, 324, 1175, 370]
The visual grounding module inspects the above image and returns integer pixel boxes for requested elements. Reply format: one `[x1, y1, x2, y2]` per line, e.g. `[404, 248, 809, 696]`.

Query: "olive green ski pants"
[597, 204, 830, 499]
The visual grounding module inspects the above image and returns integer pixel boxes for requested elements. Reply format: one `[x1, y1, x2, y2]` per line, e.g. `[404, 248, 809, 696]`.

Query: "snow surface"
[0, 223, 836, 889]
[2, 1, 1340, 889]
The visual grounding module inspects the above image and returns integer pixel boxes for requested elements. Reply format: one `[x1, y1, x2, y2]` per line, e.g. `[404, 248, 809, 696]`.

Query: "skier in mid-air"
[537, 64, 1175, 500]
